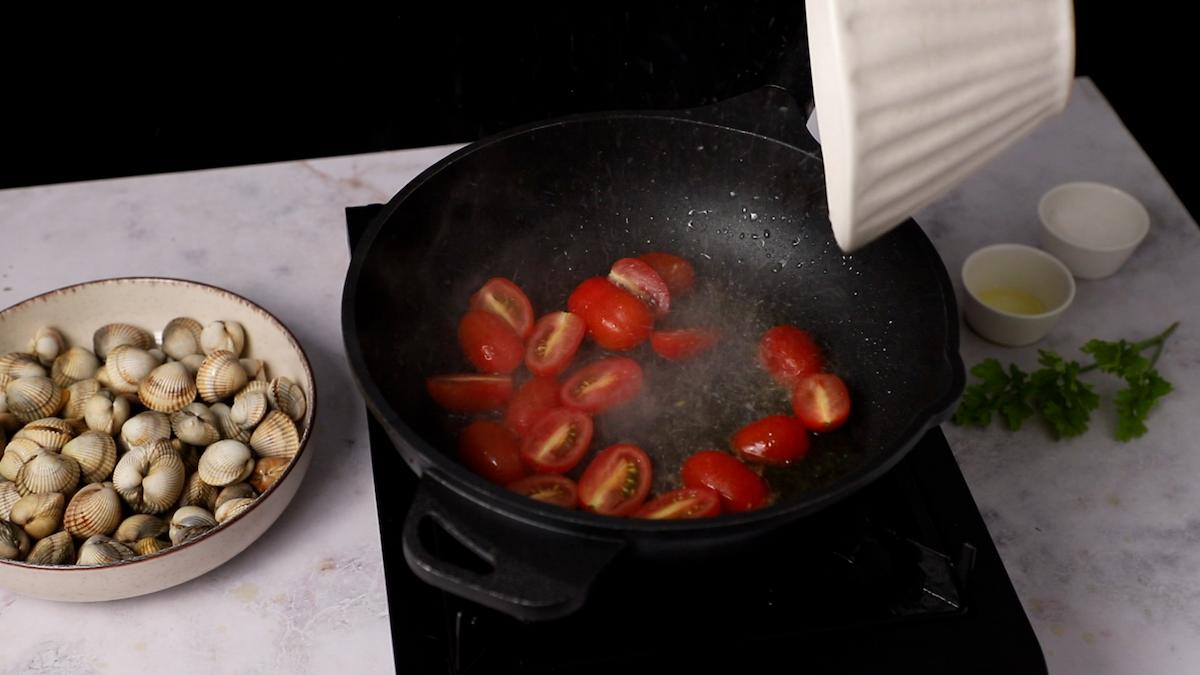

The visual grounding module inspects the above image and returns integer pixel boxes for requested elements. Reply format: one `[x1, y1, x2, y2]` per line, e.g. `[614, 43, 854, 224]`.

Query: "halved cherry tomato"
[525, 312, 586, 376]
[634, 487, 722, 520]
[508, 474, 578, 509]
[650, 328, 720, 361]
[731, 415, 810, 466]
[470, 277, 535, 339]
[567, 277, 654, 351]
[608, 257, 671, 317]
[759, 325, 824, 386]
[503, 376, 561, 437]
[426, 374, 513, 412]
[458, 420, 527, 485]
[639, 252, 695, 296]
[681, 450, 768, 512]
[560, 357, 643, 414]
[458, 310, 525, 374]
[519, 407, 594, 473]
[792, 373, 851, 432]
[577, 444, 653, 516]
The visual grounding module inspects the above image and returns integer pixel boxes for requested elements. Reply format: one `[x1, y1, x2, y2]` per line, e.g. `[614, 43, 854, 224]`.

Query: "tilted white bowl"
[0, 278, 316, 601]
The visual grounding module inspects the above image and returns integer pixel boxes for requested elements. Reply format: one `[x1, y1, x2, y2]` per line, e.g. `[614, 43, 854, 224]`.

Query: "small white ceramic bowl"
[1038, 182, 1150, 279]
[0, 278, 315, 601]
[961, 244, 1075, 346]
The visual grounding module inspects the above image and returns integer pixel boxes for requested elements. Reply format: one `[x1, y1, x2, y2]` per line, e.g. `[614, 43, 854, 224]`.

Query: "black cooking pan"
[342, 43, 964, 620]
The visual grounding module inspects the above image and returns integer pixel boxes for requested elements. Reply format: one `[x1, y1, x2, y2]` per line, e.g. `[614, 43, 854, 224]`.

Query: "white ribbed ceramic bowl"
[0, 278, 315, 601]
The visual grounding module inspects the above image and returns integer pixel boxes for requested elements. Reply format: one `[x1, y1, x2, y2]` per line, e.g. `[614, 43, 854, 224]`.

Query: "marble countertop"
[0, 76, 1195, 673]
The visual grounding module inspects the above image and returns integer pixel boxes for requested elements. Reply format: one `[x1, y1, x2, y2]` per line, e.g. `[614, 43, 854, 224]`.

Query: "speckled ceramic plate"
[0, 277, 316, 601]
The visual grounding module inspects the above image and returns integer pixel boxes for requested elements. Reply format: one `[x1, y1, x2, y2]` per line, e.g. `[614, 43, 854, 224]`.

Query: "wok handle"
[401, 475, 625, 622]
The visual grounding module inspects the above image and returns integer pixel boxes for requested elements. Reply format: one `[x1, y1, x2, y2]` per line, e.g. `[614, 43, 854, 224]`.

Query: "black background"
[3, 4, 1194, 218]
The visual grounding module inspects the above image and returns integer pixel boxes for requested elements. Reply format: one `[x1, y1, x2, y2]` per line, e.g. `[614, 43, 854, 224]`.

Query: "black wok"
[342, 49, 964, 620]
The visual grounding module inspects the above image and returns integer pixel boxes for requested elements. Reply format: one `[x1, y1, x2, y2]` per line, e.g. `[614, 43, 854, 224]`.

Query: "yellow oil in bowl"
[977, 287, 1047, 315]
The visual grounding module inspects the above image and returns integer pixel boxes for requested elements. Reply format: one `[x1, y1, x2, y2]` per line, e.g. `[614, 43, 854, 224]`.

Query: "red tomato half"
[458, 420, 527, 485]
[578, 444, 653, 516]
[503, 376, 561, 437]
[759, 325, 824, 386]
[426, 374, 513, 412]
[731, 415, 810, 466]
[519, 407, 594, 473]
[681, 450, 768, 513]
[608, 257, 671, 317]
[634, 487, 722, 520]
[792, 373, 851, 432]
[639, 252, 695, 296]
[567, 277, 654, 351]
[458, 310, 525, 374]
[470, 277, 535, 339]
[560, 357, 643, 414]
[650, 328, 720, 361]
[525, 312, 586, 376]
[508, 474, 578, 509]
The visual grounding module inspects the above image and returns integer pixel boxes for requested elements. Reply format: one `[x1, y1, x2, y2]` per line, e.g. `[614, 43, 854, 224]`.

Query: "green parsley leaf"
[1082, 339, 1149, 379]
[1028, 350, 1099, 439]
[952, 359, 1033, 430]
[1114, 369, 1173, 441]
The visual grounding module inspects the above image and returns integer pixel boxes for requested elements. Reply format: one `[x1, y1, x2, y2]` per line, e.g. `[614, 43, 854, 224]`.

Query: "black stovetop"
[346, 204, 1046, 675]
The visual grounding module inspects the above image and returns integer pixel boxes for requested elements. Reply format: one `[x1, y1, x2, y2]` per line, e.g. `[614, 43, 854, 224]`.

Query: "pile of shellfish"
[0, 320, 307, 565]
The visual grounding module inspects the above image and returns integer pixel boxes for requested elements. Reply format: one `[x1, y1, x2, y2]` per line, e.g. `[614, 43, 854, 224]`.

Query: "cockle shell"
[134, 537, 169, 556]
[169, 506, 218, 545]
[0, 480, 19, 520]
[5, 376, 64, 423]
[63, 378, 101, 419]
[76, 534, 136, 565]
[197, 440, 255, 487]
[178, 354, 205, 377]
[161, 317, 204, 360]
[10, 491, 65, 539]
[214, 482, 255, 510]
[0, 352, 47, 380]
[28, 327, 65, 367]
[267, 376, 307, 422]
[112, 440, 184, 514]
[0, 437, 42, 482]
[170, 402, 220, 446]
[210, 402, 251, 443]
[171, 439, 201, 475]
[26, 530, 74, 565]
[105, 345, 163, 395]
[248, 456, 289, 494]
[200, 320, 246, 357]
[249, 411, 300, 458]
[13, 417, 75, 450]
[15, 450, 79, 497]
[115, 513, 167, 544]
[0, 373, 10, 412]
[240, 358, 267, 382]
[51, 347, 100, 388]
[137, 362, 197, 413]
[196, 350, 248, 403]
[84, 390, 131, 436]
[63, 481, 123, 539]
[230, 390, 268, 430]
[176, 472, 218, 511]
[0, 519, 32, 560]
[119, 410, 171, 452]
[214, 497, 254, 523]
[239, 379, 270, 397]
[62, 431, 118, 484]
[92, 323, 154, 360]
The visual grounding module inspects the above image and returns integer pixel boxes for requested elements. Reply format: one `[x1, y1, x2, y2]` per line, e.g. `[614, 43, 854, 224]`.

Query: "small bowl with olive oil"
[961, 244, 1075, 346]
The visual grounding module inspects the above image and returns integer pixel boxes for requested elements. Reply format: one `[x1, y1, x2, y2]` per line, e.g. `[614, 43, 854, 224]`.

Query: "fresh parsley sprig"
[953, 322, 1178, 441]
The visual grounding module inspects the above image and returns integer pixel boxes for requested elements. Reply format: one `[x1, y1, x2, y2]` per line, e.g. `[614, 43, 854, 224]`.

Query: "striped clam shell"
[248, 456, 289, 494]
[210, 403, 251, 443]
[25, 529, 74, 565]
[200, 320, 246, 357]
[169, 506, 218, 545]
[28, 327, 65, 367]
[0, 437, 42, 482]
[76, 534, 137, 565]
[120, 410, 171, 452]
[51, 347, 100, 388]
[64, 482, 123, 538]
[62, 431, 118, 484]
[92, 323, 154, 361]
[0, 352, 47, 380]
[230, 390, 268, 430]
[10, 491, 65, 539]
[0, 372, 11, 409]
[197, 440, 255, 487]
[5, 376, 64, 424]
[84, 390, 131, 436]
[0, 520, 31, 561]
[0, 480, 19, 520]
[214, 497, 255, 523]
[14, 417, 75, 450]
[137, 362, 197, 413]
[176, 472, 218, 511]
[196, 350, 248, 404]
[135, 536, 170, 556]
[215, 482, 256, 510]
[249, 411, 300, 459]
[63, 379, 101, 419]
[170, 402, 220, 447]
[240, 380, 270, 397]
[105, 345, 163, 395]
[15, 450, 79, 497]
[267, 377, 307, 422]
[178, 354, 205, 377]
[114, 513, 167, 543]
[240, 359, 267, 382]
[161, 317, 204, 360]
[112, 440, 184, 514]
